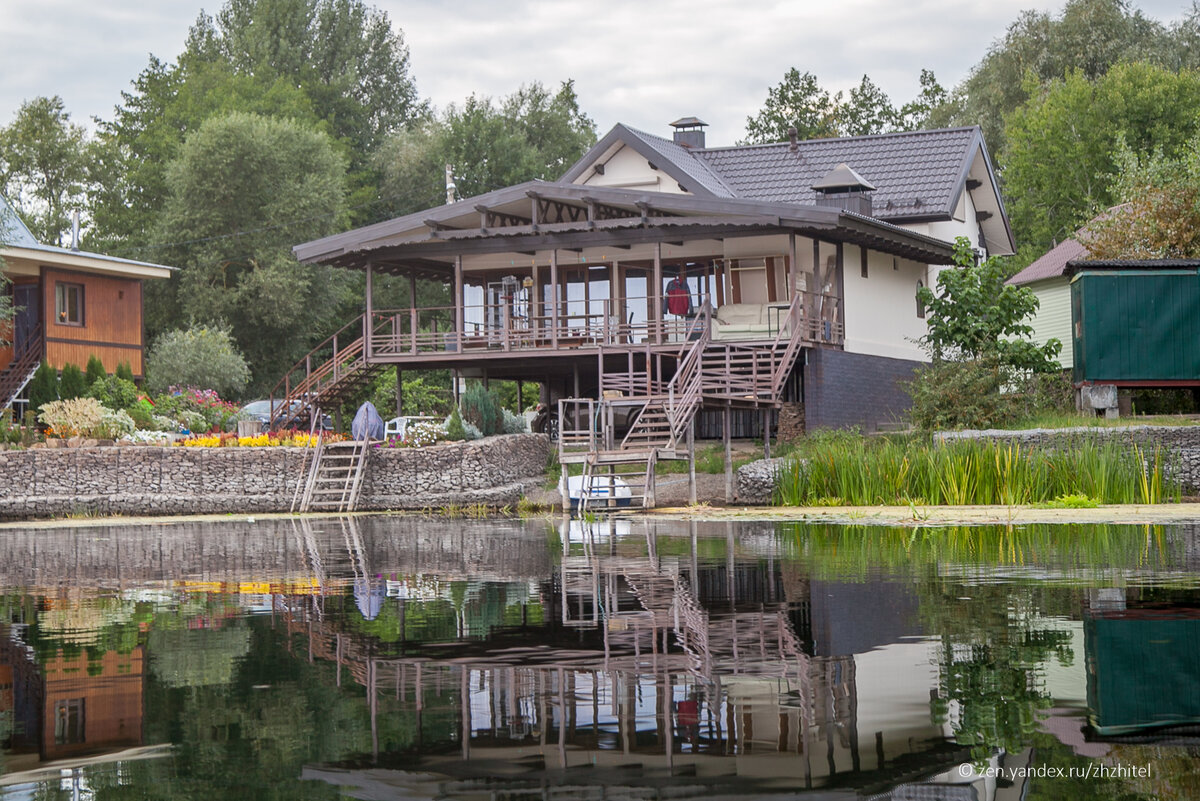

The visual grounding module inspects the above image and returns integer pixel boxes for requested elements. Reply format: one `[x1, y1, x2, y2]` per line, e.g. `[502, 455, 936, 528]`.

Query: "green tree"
[743, 68, 843, 143]
[1085, 134, 1200, 259]
[85, 354, 107, 386]
[1001, 62, 1200, 255]
[918, 238, 1060, 371]
[115, 361, 135, 382]
[145, 324, 251, 397]
[58, 363, 87, 400]
[894, 69, 949, 131]
[940, 0, 1169, 157]
[27, 361, 58, 413]
[839, 75, 896, 137]
[151, 112, 355, 391]
[0, 96, 91, 246]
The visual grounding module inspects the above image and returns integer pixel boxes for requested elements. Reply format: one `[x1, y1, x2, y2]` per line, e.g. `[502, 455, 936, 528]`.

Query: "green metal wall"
[1071, 269, 1200, 383]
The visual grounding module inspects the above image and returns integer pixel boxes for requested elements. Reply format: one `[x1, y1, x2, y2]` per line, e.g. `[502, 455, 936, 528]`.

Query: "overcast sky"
[0, 0, 1194, 147]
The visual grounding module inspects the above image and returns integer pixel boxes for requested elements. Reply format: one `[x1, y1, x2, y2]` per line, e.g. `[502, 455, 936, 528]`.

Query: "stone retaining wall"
[0, 434, 551, 519]
[938, 425, 1200, 493]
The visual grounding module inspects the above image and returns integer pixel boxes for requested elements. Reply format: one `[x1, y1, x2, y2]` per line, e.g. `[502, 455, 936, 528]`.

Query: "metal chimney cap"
[812, 163, 876, 192]
[669, 117, 708, 129]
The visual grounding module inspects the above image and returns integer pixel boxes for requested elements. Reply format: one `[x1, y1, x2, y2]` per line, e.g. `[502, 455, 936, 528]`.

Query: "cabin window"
[54, 698, 85, 745]
[55, 282, 84, 326]
[916, 280, 926, 319]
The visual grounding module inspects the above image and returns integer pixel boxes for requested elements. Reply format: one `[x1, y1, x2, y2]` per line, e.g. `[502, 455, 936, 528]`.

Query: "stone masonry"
[0, 433, 551, 519]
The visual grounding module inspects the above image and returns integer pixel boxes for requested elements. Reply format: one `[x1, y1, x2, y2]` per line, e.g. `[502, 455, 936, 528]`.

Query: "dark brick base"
[802, 348, 919, 432]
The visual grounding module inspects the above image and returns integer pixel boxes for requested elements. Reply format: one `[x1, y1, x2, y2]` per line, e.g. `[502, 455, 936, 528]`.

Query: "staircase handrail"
[1, 322, 44, 409]
[768, 292, 807, 398]
[268, 313, 391, 428]
[662, 300, 711, 442]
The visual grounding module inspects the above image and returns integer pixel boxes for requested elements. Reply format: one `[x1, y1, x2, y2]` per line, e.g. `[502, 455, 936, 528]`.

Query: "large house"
[288, 119, 1012, 504]
[0, 197, 174, 410]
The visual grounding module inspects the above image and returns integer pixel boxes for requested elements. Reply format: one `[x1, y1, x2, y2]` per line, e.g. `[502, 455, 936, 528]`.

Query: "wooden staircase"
[269, 314, 387, 430]
[0, 324, 43, 411]
[561, 294, 811, 511]
[294, 437, 370, 513]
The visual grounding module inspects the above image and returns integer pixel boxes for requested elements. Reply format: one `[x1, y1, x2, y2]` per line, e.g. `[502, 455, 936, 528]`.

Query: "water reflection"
[0, 516, 1195, 799]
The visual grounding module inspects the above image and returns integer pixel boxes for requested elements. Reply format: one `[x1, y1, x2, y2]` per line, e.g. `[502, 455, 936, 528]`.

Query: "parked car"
[238, 400, 333, 431]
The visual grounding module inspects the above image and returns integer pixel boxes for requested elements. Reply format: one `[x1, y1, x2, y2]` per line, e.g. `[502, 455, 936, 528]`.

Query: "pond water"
[0, 515, 1197, 799]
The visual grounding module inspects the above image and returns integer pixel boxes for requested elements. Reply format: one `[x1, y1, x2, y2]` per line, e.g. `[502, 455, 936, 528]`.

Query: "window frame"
[55, 281, 85, 327]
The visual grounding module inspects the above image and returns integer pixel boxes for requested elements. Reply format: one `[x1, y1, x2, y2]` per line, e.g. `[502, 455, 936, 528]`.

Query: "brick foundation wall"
[0, 434, 551, 519]
[803, 348, 919, 432]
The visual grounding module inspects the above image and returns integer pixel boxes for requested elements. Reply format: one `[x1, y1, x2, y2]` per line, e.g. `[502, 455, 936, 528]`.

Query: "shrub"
[87, 376, 140, 411]
[444, 407, 467, 441]
[58, 363, 87, 400]
[85, 355, 107, 387]
[905, 359, 1013, 431]
[96, 408, 136, 439]
[115, 361, 135, 382]
[178, 410, 208, 434]
[38, 398, 106, 438]
[145, 324, 251, 397]
[501, 407, 528, 434]
[460, 385, 503, 436]
[0, 408, 19, 445]
[126, 398, 157, 430]
[28, 361, 58, 413]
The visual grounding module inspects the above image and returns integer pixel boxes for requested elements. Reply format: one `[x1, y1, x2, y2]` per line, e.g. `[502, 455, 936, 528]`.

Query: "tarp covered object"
[351, 401, 384, 441]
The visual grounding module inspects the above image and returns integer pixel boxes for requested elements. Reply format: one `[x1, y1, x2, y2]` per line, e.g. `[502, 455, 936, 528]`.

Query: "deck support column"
[653, 242, 663, 344]
[395, 366, 403, 419]
[788, 233, 798, 298]
[688, 417, 697, 505]
[724, 404, 733, 503]
[364, 260, 374, 360]
[572, 363, 581, 430]
[763, 407, 772, 459]
[409, 270, 418, 355]
[454, 256, 464, 352]
[550, 249, 560, 349]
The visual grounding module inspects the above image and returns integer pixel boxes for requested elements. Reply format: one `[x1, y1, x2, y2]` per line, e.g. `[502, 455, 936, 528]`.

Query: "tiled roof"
[1007, 237, 1087, 285]
[619, 125, 736, 197]
[692, 127, 981, 221]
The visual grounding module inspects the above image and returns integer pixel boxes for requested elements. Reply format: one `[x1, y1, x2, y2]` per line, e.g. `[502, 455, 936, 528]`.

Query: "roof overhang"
[947, 130, 1015, 256]
[296, 182, 957, 272]
[1, 245, 175, 280]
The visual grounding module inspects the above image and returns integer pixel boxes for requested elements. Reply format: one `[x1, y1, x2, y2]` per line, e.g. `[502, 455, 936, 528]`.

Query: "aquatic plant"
[774, 436, 1180, 506]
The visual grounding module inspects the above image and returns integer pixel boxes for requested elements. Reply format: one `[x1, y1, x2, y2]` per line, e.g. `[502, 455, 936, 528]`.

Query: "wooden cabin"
[1, 197, 173, 409]
[287, 120, 1013, 506]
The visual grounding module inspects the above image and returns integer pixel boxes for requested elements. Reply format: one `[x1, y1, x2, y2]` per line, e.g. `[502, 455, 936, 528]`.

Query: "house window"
[916, 280, 926, 319]
[55, 282, 84, 326]
[54, 698, 85, 745]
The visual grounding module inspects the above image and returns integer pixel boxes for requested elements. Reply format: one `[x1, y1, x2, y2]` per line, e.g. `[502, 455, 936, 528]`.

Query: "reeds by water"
[773, 435, 1180, 506]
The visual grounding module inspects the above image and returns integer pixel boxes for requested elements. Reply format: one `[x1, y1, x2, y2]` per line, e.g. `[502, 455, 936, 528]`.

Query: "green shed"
[1069, 260, 1200, 386]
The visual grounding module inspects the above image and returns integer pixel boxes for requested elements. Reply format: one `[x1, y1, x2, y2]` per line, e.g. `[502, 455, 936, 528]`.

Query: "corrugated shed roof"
[692, 127, 980, 221]
[1007, 237, 1088, 285]
[0, 194, 40, 247]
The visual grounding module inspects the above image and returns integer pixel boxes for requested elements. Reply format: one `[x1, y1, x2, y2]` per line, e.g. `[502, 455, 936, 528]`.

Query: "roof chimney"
[670, 117, 707, 149]
[788, 126, 798, 152]
[812, 163, 876, 216]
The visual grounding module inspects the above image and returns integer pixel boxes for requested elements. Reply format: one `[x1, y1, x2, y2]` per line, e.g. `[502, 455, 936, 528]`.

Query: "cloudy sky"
[0, 0, 1193, 146]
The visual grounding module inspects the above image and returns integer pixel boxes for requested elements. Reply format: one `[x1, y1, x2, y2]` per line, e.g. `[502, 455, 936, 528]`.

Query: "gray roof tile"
[619, 126, 736, 198]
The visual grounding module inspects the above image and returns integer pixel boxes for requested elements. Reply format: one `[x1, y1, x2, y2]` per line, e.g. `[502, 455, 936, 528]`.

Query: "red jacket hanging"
[666, 278, 692, 316]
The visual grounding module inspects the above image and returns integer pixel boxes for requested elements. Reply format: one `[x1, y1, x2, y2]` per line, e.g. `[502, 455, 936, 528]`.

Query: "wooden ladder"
[295, 439, 370, 513]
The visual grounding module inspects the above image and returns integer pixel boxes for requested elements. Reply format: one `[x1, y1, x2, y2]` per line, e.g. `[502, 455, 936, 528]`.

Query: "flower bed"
[175, 430, 343, 448]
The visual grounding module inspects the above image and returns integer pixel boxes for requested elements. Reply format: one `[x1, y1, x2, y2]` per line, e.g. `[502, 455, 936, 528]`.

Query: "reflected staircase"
[0, 324, 43, 411]
[561, 295, 810, 512]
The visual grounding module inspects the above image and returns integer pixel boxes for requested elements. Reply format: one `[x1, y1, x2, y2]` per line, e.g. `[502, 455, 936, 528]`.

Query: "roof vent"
[812, 163, 876, 216]
[670, 117, 707, 149]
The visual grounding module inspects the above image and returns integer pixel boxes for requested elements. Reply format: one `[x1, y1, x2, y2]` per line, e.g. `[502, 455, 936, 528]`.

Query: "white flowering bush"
[96, 408, 136, 439]
[38, 398, 107, 438]
[123, 429, 175, 444]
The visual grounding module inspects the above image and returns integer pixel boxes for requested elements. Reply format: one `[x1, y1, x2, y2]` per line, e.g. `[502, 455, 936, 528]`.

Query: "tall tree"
[940, 0, 1169, 156]
[1001, 62, 1200, 254]
[0, 96, 91, 246]
[151, 112, 356, 392]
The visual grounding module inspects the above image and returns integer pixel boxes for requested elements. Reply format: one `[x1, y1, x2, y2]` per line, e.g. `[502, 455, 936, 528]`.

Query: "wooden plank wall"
[41, 268, 144, 376]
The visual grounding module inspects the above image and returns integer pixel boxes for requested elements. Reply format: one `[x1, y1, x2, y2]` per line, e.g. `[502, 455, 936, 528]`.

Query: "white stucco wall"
[842, 246, 930, 361]
[575, 145, 688, 193]
[1027, 278, 1073, 369]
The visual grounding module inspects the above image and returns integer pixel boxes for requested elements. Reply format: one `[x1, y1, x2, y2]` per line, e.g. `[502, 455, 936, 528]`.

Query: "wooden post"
[409, 270, 419, 354]
[452, 368, 460, 405]
[532, 261, 541, 341]
[688, 417, 697, 505]
[395, 366, 403, 418]
[724, 404, 733, 503]
[454, 256, 464, 352]
[516, 379, 524, 414]
[550, 249, 560, 349]
[763, 407, 772, 459]
[364, 260, 374, 360]
[789, 233, 798, 298]
[646, 451, 657, 509]
[572, 363, 581, 430]
[652, 242, 663, 344]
